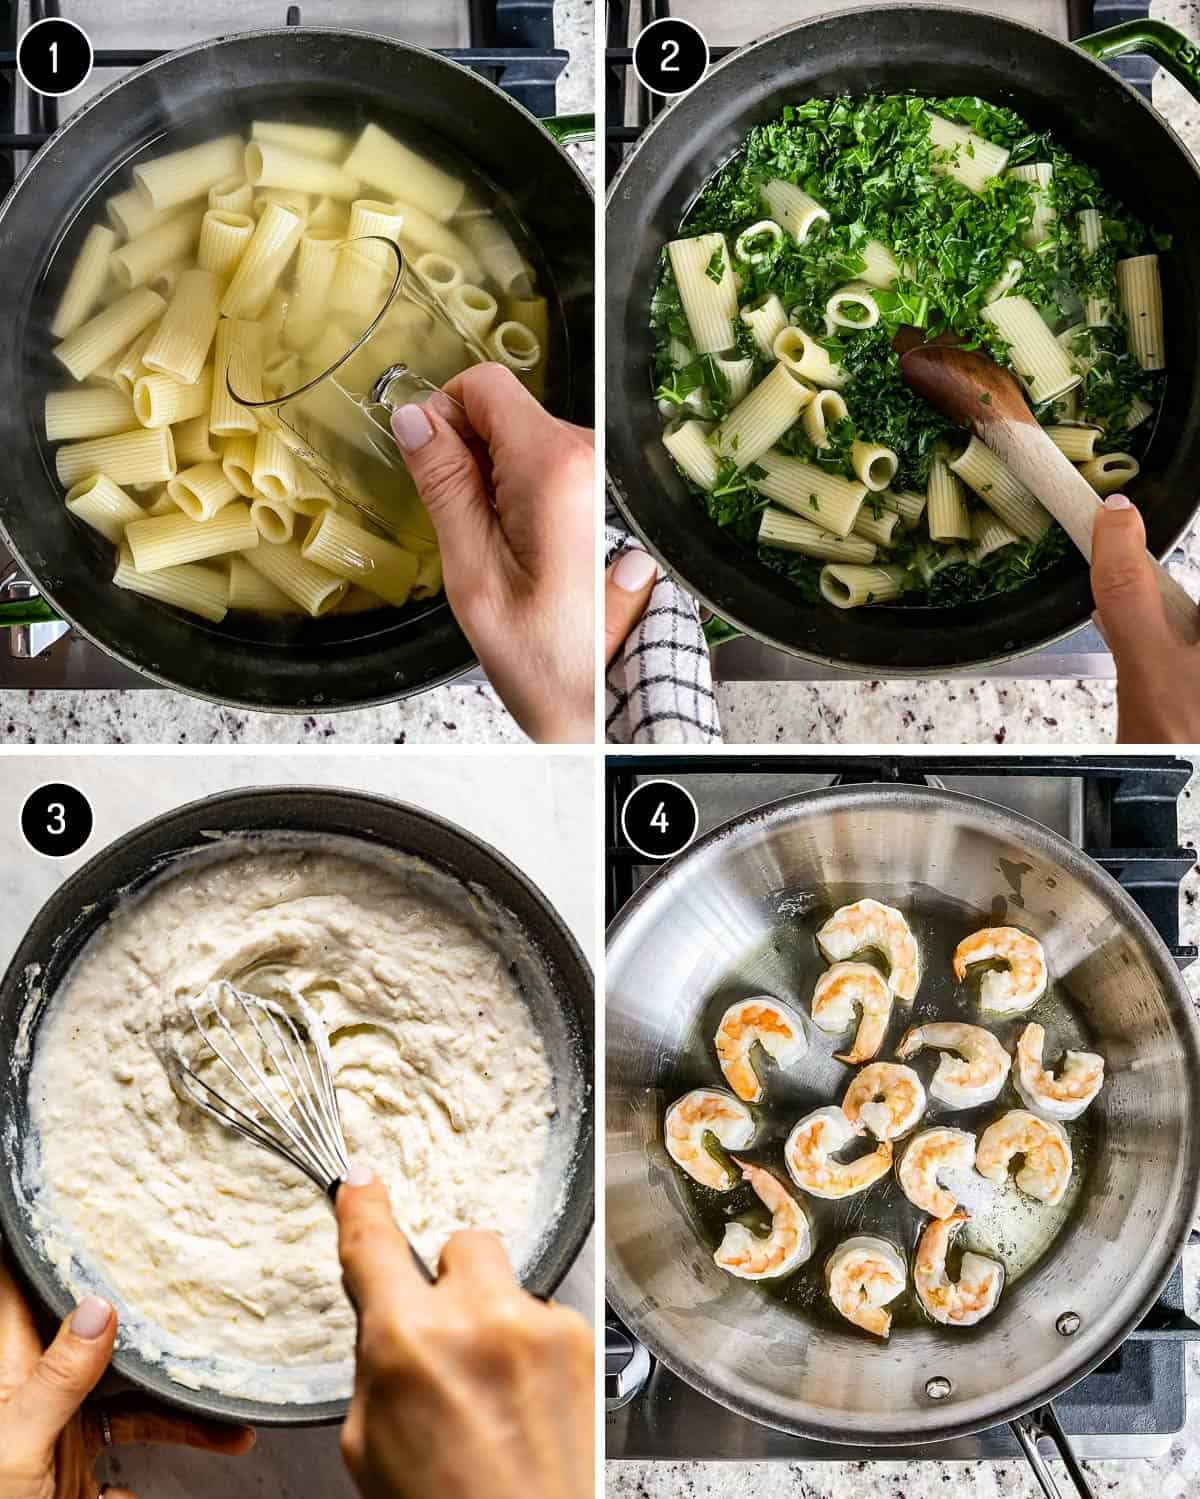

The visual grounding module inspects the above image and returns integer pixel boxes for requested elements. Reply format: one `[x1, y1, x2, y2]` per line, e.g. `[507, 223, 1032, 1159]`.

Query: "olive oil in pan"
[667, 883, 1097, 1337]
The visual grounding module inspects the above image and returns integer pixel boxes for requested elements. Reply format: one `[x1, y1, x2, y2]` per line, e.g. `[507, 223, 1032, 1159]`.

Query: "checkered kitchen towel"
[605, 522, 722, 744]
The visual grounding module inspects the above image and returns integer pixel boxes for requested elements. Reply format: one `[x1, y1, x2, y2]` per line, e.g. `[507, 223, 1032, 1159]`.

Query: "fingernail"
[391, 404, 434, 452]
[70, 1296, 112, 1339]
[611, 549, 658, 593]
[425, 391, 456, 422]
[1104, 493, 1133, 510]
[343, 1162, 375, 1187]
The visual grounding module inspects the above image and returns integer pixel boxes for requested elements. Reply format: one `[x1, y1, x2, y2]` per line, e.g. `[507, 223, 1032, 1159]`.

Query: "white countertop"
[0, 752, 595, 1498]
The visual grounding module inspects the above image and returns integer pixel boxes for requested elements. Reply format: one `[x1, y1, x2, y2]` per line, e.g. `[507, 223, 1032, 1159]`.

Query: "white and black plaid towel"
[605, 523, 722, 743]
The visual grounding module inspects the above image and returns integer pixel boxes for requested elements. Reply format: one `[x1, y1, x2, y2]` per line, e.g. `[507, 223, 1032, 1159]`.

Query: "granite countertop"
[710, 0, 1200, 747]
[609, 763, 1200, 1497]
[0, 0, 594, 746]
[0, 752, 595, 1499]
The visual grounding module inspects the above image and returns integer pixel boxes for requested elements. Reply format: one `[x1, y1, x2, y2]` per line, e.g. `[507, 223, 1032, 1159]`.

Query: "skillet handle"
[702, 614, 743, 649]
[1077, 20, 1200, 102]
[1009, 1403, 1097, 1499]
[0, 597, 60, 629]
[542, 113, 594, 144]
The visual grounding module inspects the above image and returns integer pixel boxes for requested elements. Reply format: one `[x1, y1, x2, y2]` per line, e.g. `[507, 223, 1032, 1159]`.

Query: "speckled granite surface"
[609, 762, 1200, 1496]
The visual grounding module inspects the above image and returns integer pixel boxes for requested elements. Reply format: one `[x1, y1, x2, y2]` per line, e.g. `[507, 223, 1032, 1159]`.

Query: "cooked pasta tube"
[667, 233, 738, 355]
[52, 225, 119, 340]
[65, 475, 145, 545]
[113, 323, 160, 394]
[45, 387, 136, 442]
[1077, 208, 1110, 325]
[343, 124, 465, 221]
[148, 260, 188, 298]
[926, 452, 971, 541]
[244, 141, 360, 200]
[753, 451, 867, 537]
[220, 202, 305, 319]
[802, 388, 849, 447]
[1009, 163, 1055, 248]
[458, 210, 529, 296]
[415, 252, 465, 295]
[133, 135, 244, 213]
[280, 230, 341, 350]
[307, 196, 348, 233]
[927, 113, 1010, 191]
[446, 283, 498, 340]
[291, 463, 336, 515]
[262, 351, 302, 400]
[329, 200, 405, 314]
[982, 296, 1080, 404]
[411, 548, 443, 601]
[113, 544, 229, 623]
[826, 283, 879, 331]
[1126, 397, 1155, 430]
[819, 563, 907, 608]
[880, 490, 927, 529]
[227, 553, 302, 612]
[949, 436, 1051, 540]
[209, 177, 254, 214]
[253, 189, 311, 223]
[1057, 323, 1100, 375]
[211, 319, 263, 436]
[1080, 452, 1140, 496]
[983, 257, 1024, 305]
[251, 121, 348, 162]
[760, 179, 829, 241]
[734, 220, 784, 264]
[125, 502, 257, 572]
[859, 239, 900, 290]
[172, 414, 219, 466]
[712, 355, 754, 404]
[301, 510, 420, 606]
[850, 440, 898, 491]
[54, 287, 166, 382]
[852, 503, 900, 547]
[773, 327, 847, 389]
[167, 461, 240, 521]
[489, 321, 540, 371]
[197, 210, 255, 278]
[56, 426, 176, 488]
[106, 188, 176, 241]
[740, 295, 789, 358]
[221, 433, 257, 496]
[759, 508, 877, 563]
[133, 368, 213, 428]
[1045, 425, 1102, 462]
[111, 209, 206, 290]
[142, 269, 221, 385]
[714, 364, 813, 470]
[1117, 255, 1165, 371]
[250, 495, 296, 543]
[969, 510, 1020, 563]
[663, 420, 718, 490]
[394, 200, 481, 281]
[253, 426, 299, 501]
[241, 537, 348, 616]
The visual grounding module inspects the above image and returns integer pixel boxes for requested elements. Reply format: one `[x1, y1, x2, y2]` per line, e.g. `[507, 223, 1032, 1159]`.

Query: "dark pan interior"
[605, 6, 1200, 671]
[0, 787, 594, 1426]
[0, 29, 594, 709]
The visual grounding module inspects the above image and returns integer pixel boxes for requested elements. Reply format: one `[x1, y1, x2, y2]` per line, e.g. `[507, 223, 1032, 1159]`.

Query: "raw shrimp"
[914, 1213, 1004, 1327]
[713, 1159, 814, 1280]
[664, 1088, 755, 1191]
[976, 1109, 1073, 1206]
[811, 962, 892, 1065]
[714, 996, 807, 1103]
[1015, 1022, 1105, 1121]
[841, 1061, 926, 1141]
[953, 926, 1047, 1014]
[897, 1127, 977, 1219]
[784, 1104, 893, 1200]
[826, 1235, 907, 1339]
[816, 898, 920, 1002]
[896, 1021, 1011, 1107]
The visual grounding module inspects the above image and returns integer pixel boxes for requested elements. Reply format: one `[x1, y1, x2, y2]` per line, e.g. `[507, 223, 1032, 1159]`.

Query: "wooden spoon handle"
[988, 423, 1200, 647]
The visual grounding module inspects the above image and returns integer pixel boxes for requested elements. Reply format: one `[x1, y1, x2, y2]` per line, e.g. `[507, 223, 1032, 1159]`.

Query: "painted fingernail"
[391, 404, 434, 452]
[611, 549, 658, 593]
[70, 1296, 112, 1339]
[343, 1162, 375, 1187]
[1104, 493, 1133, 510]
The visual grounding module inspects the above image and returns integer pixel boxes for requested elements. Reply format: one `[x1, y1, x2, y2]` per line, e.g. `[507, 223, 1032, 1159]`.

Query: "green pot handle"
[0, 597, 60, 629]
[703, 614, 743, 649]
[541, 113, 594, 145]
[1078, 19, 1200, 101]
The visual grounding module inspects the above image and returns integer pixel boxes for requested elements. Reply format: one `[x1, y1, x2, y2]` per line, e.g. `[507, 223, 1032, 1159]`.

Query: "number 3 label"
[20, 783, 94, 858]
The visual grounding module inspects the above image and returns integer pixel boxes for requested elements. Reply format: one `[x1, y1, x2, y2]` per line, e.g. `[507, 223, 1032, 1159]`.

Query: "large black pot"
[0, 28, 593, 709]
[606, 9, 1200, 673]
[0, 787, 594, 1426]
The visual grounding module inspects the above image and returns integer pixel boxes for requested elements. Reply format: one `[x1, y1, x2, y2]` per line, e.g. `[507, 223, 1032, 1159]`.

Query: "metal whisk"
[166, 979, 433, 1281]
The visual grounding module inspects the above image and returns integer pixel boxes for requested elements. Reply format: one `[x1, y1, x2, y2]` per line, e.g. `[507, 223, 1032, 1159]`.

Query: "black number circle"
[21, 783, 94, 859]
[632, 18, 709, 98]
[620, 779, 699, 861]
[17, 18, 93, 98]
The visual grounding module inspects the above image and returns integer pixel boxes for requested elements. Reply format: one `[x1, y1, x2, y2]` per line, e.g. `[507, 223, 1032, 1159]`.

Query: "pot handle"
[542, 113, 594, 144]
[703, 614, 743, 648]
[1077, 19, 1200, 102]
[1010, 1403, 1096, 1499]
[0, 597, 60, 629]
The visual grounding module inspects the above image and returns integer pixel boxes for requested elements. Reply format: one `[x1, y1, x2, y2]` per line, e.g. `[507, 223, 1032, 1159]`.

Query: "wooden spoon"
[894, 329, 1200, 645]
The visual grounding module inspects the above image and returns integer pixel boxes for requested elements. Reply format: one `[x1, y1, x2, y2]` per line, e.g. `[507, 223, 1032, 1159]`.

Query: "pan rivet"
[1056, 1312, 1081, 1336]
[925, 1376, 952, 1401]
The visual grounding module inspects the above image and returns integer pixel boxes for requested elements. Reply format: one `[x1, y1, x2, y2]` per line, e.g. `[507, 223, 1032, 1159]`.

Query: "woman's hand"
[336, 1169, 593, 1499]
[0, 1248, 253, 1499]
[1091, 494, 1200, 741]
[390, 364, 594, 744]
[605, 547, 658, 665]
